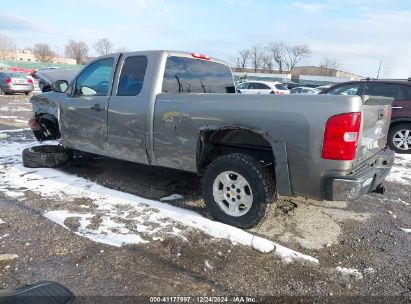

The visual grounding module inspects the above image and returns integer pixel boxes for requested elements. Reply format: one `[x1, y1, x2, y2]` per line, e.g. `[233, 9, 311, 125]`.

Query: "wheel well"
[197, 128, 274, 174]
[33, 113, 61, 141]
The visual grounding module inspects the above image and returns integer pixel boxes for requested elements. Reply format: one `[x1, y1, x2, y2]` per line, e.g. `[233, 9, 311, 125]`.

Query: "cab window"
[162, 56, 235, 93]
[117, 56, 147, 96]
[75, 58, 114, 96]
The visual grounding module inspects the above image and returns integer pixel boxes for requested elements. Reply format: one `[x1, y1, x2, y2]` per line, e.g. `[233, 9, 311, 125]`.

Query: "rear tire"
[22, 145, 72, 168]
[202, 153, 275, 229]
[388, 123, 411, 153]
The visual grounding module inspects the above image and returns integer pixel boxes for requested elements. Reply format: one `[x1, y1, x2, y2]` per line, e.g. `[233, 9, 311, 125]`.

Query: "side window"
[162, 56, 235, 93]
[75, 58, 114, 96]
[326, 83, 363, 96]
[117, 56, 147, 96]
[254, 83, 270, 90]
[363, 83, 398, 98]
[237, 83, 248, 90]
[396, 85, 411, 101]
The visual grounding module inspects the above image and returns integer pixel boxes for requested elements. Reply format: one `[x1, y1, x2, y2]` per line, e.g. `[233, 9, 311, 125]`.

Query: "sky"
[0, 0, 410, 78]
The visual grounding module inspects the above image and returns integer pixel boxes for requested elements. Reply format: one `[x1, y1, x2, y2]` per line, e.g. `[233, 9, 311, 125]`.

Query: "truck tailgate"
[355, 95, 393, 165]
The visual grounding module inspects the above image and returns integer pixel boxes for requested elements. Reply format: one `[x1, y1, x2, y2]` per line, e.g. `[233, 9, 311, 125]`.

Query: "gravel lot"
[0, 94, 410, 302]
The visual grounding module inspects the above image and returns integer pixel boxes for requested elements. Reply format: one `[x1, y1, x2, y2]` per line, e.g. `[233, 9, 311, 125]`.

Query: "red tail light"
[191, 53, 210, 60]
[27, 78, 33, 83]
[322, 112, 361, 160]
[5, 78, 11, 84]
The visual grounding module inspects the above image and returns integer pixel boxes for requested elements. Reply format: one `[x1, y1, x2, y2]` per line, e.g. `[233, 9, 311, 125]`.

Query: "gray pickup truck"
[27, 50, 395, 228]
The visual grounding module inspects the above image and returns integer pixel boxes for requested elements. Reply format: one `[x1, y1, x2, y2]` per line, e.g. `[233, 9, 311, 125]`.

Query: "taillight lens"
[28, 78, 33, 83]
[5, 78, 11, 83]
[322, 112, 361, 160]
[191, 53, 210, 60]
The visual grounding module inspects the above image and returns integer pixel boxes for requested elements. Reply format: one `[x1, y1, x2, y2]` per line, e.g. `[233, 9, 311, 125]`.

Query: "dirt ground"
[0, 94, 410, 303]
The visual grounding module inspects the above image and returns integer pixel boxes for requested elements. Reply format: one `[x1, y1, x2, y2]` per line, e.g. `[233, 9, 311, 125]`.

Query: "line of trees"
[0, 34, 128, 65]
[234, 42, 312, 74]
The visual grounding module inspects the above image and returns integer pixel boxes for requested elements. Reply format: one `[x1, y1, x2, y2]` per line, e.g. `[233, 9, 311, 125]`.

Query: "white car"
[236, 81, 290, 95]
[290, 86, 321, 94]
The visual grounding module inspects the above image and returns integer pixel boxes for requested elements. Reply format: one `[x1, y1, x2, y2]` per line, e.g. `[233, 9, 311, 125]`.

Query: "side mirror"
[51, 80, 69, 93]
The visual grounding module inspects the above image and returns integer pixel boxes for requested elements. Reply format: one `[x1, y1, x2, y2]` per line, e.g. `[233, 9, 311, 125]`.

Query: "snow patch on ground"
[160, 194, 184, 201]
[386, 154, 411, 185]
[335, 266, 363, 280]
[0, 135, 318, 263]
[400, 228, 411, 233]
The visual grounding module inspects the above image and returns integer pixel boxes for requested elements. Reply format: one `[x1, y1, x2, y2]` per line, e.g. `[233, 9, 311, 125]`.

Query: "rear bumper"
[324, 148, 395, 201]
[2, 84, 34, 93]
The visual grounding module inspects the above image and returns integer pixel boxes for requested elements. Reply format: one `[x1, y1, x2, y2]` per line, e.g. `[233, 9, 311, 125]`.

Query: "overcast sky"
[0, 0, 410, 78]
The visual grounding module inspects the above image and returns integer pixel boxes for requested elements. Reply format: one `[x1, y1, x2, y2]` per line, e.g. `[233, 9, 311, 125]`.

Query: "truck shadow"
[61, 155, 206, 215]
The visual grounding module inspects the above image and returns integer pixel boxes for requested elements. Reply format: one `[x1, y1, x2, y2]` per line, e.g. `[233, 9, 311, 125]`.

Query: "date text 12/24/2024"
[149, 296, 257, 303]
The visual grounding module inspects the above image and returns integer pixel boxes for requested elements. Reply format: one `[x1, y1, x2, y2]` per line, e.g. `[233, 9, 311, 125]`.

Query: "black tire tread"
[202, 153, 275, 229]
[22, 145, 71, 168]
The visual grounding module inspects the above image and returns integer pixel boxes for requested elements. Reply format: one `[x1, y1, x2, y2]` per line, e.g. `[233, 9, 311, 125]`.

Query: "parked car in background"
[0, 71, 34, 95]
[323, 79, 411, 153]
[316, 84, 333, 92]
[36, 69, 78, 92]
[290, 86, 320, 94]
[236, 81, 290, 94]
[33, 67, 61, 79]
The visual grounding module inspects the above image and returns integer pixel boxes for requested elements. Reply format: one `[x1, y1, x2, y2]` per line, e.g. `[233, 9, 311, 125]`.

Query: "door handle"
[392, 106, 403, 109]
[90, 104, 105, 112]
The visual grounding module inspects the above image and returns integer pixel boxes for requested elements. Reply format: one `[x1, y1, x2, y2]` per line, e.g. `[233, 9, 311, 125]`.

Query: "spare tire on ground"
[22, 145, 72, 168]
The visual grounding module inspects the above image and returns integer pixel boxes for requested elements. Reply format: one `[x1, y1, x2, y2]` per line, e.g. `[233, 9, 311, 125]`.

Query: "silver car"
[0, 71, 34, 95]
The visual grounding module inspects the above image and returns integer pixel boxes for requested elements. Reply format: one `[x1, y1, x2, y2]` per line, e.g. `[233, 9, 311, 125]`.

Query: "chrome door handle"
[392, 107, 403, 109]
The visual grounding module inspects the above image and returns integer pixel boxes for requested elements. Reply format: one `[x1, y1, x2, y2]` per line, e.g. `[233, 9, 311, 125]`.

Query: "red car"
[323, 79, 411, 153]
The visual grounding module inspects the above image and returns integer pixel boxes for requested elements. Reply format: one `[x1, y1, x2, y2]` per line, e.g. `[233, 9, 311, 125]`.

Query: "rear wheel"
[388, 123, 411, 153]
[22, 145, 72, 168]
[202, 153, 275, 229]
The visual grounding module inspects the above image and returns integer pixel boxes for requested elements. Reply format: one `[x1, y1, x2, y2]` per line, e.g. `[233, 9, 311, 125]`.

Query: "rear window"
[162, 56, 235, 93]
[275, 84, 288, 90]
[363, 83, 398, 98]
[6, 72, 26, 78]
[397, 85, 411, 100]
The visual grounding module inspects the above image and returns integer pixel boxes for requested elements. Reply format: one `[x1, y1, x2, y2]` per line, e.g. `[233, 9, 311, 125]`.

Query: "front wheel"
[388, 123, 411, 153]
[202, 153, 275, 229]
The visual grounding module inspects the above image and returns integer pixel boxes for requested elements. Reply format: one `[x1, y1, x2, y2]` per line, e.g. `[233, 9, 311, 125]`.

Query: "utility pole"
[376, 60, 382, 79]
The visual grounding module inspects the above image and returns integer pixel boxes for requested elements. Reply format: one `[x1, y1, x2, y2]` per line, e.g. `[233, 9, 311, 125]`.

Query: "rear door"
[356, 83, 398, 162]
[393, 84, 411, 119]
[60, 55, 119, 154]
[107, 54, 149, 163]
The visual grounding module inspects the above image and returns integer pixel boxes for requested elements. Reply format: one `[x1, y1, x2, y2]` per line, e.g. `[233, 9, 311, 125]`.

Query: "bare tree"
[320, 57, 341, 76]
[0, 34, 15, 60]
[116, 47, 129, 53]
[267, 42, 287, 74]
[32, 43, 55, 62]
[285, 45, 311, 71]
[65, 40, 89, 64]
[261, 54, 273, 72]
[93, 38, 114, 56]
[250, 46, 263, 72]
[237, 49, 250, 69]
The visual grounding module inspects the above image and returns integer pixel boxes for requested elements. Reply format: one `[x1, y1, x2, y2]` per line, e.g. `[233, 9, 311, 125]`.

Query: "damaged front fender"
[29, 93, 61, 141]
